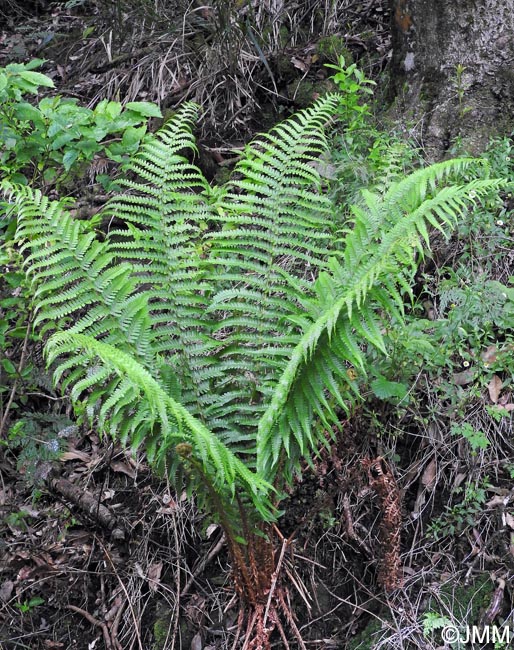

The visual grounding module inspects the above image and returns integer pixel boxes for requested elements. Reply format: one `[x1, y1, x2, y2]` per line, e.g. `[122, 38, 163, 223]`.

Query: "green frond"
[2, 181, 153, 363]
[45, 332, 275, 520]
[102, 102, 218, 419]
[256, 173, 504, 480]
[202, 94, 342, 434]
[382, 158, 487, 215]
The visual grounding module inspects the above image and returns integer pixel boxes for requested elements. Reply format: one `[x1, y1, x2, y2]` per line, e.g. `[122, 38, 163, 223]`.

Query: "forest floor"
[1, 2, 514, 649]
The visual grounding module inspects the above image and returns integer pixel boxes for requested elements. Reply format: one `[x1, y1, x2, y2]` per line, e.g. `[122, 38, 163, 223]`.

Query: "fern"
[2, 96, 505, 526]
[202, 94, 341, 451]
[256, 162, 503, 479]
[104, 103, 218, 419]
[2, 184, 153, 369]
[45, 332, 274, 519]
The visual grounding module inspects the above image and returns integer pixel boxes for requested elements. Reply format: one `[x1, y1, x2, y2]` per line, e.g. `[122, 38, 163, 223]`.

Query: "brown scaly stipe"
[362, 456, 403, 592]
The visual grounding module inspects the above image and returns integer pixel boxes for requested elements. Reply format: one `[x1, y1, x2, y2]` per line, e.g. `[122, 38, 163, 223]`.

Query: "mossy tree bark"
[390, 0, 514, 159]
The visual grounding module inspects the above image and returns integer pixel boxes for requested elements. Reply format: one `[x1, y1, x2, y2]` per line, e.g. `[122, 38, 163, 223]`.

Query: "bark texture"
[390, 0, 514, 158]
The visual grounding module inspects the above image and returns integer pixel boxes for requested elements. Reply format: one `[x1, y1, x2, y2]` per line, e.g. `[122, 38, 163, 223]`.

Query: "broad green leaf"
[24, 59, 47, 70]
[370, 376, 408, 400]
[13, 101, 43, 123]
[18, 70, 54, 88]
[105, 101, 122, 118]
[62, 149, 79, 171]
[125, 101, 162, 118]
[2, 358, 16, 374]
[121, 124, 146, 148]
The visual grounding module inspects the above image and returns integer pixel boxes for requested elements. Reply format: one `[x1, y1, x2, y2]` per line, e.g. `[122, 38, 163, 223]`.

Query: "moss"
[432, 574, 493, 624]
[153, 601, 182, 650]
[152, 614, 170, 650]
[213, 165, 232, 186]
[153, 601, 197, 649]
[348, 617, 384, 650]
[275, 53, 296, 79]
[316, 35, 353, 65]
[259, 24, 289, 50]
[278, 25, 290, 49]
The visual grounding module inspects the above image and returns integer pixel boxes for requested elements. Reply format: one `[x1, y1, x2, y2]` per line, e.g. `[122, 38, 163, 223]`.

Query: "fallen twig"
[263, 538, 287, 627]
[0, 320, 31, 438]
[67, 604, 113, 649]
[181, 533, 226, 597]
[49, 477, 125, 539]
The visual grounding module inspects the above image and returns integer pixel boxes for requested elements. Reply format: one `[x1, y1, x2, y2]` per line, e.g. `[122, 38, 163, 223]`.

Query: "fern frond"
[202, 94, 342, 440]
[45, 332, 275, 520]
[257, 171, 504, 479]
[103, 103, 219, 419]
[2, 182, 153, 362]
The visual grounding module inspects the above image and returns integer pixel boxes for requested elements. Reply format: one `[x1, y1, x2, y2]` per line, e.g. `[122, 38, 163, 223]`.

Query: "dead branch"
[49, 477, 125, 539]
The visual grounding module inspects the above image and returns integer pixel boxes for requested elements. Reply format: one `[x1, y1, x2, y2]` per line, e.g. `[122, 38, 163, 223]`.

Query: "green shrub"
[0, 59, 161, 193]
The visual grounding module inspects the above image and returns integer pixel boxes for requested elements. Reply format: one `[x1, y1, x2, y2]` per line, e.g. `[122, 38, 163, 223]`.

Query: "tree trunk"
[390, 0, 514, 159]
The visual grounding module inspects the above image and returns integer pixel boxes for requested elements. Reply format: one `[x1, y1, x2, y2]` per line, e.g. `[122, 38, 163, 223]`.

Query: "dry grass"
[3, 0, 388, 142]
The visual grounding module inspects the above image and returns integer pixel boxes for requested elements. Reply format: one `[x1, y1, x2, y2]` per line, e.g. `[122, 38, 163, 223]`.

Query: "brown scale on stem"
[362, 456, 403, 592]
